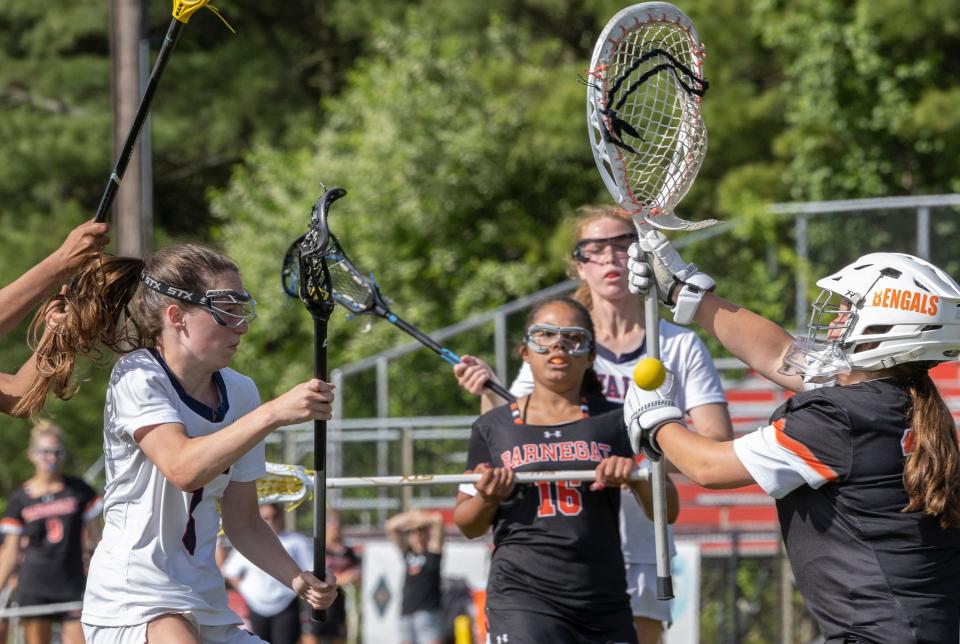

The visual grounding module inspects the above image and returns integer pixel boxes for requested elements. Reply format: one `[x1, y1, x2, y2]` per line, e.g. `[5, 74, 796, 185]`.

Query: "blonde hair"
[29, 419, 64, 449]
[570, 205, 634, 312]
[13, 244, 240, 418]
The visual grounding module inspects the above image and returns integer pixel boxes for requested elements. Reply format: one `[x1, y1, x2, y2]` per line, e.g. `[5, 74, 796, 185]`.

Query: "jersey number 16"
[535, 481, 583, 517]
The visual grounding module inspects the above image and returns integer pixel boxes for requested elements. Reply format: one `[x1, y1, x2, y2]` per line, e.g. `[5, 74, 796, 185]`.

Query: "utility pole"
[110, 0, 146, 257]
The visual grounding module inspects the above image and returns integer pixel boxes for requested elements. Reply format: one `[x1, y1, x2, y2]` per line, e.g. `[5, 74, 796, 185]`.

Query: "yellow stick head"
[173, 0, 210, 22]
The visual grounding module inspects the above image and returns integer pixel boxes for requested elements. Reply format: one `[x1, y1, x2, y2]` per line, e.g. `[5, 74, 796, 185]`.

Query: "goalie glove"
[627, 228, 715, 325]
[623, 370, 684, 462]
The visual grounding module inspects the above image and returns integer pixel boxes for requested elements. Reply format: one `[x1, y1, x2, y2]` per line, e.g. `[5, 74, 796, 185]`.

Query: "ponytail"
[12, 243, 241, 418]
[12, 254, 145, 418]
[897, 366, 960, 529]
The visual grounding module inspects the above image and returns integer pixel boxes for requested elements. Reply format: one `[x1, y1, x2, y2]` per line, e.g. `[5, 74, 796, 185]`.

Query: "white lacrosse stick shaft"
[326, 469, 649, 489]
[635, 216, 675, 601]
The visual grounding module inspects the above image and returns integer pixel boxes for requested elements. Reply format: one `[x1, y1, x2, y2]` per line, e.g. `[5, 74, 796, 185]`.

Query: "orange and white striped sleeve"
[733, 396, 850, 499]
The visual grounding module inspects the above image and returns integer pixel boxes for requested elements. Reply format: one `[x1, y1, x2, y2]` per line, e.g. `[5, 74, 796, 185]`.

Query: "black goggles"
[140, 271, 257, 328]
[572, 232, 638, 263]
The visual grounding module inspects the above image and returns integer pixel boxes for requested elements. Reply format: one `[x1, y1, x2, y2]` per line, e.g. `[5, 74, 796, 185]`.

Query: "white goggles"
[524, 323, 594, 357]
[204, 290, 258, 328]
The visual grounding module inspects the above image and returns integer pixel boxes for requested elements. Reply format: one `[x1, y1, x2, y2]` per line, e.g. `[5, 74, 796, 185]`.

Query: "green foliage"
[212, 8, 600, 412]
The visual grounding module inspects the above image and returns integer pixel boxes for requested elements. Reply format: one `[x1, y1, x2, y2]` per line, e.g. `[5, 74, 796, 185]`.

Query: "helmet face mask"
[780, 253, 960, 383]
[809, 290, 858, 346]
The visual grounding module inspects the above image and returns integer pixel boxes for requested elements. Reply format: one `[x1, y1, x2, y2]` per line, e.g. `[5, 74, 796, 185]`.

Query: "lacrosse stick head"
[257, 462, 314, 509]
[173, 0, 212, 23]
[587, 2, 716, 231]
[281, 203, 390, 318]
[287, 187, 345, 319]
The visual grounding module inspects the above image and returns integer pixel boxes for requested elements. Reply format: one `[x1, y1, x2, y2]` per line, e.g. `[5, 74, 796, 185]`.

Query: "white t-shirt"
[511, 320, 727, 564]
[222, 531, 312, 617]
[82, 348, 266, 627]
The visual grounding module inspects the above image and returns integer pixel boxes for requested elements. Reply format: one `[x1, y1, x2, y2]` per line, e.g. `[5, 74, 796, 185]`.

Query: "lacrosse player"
[455, 206, 731, 642]
[627, 234, 960, 643]
[0, 421, 101, 644]
[18, 243, 337, 644]
[455, 296, 677, 644]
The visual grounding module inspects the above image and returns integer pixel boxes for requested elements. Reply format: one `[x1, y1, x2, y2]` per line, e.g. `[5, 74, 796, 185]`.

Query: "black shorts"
[15, 584, 83, 621]
[486, 606, 637, 644]
[302, 589, 347, 637]
[247, 597, 301, 643]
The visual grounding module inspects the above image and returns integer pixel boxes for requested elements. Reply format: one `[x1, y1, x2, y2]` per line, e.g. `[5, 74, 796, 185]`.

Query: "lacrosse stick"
[258, 461, 650, 506]
[289, 186, 344, 621]
[587, 2, 718, 601]
[95, 0, 232, 223]
[281, 221, 515, 403]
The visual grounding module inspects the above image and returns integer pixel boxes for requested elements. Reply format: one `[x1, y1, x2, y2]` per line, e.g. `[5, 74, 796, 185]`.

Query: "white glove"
[623, 370, 684, 461]
[627, 228, 715, 325]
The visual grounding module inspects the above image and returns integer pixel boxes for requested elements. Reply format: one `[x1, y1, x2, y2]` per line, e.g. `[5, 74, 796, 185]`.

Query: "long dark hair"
[890, 364, 960, 529]
[13, 244, 240, 417]
[521, 296, 603, 398]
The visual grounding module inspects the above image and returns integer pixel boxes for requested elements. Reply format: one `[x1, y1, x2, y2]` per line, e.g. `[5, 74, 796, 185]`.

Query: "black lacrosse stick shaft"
[312, 315, 329, 623]
[95, 18, 184, 223]
[293, 187, 344, 622]
[388, 316, 515, 402]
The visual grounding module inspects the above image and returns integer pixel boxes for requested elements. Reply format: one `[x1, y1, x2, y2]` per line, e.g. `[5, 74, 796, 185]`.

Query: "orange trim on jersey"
[772, 418, 838, 482]
[0, 517, 22, 530]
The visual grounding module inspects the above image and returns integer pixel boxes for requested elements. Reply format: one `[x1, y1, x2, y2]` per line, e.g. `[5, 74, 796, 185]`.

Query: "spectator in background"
[303, 509, 361, 644]
[385, 510, 444, 644]
[0, 421, 102, 644]
[0, 220, 109, 416]
[222, 504, 313, 644]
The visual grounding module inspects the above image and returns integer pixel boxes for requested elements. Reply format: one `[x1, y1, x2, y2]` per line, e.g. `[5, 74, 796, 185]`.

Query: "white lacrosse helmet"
[782, 253, 960, 382]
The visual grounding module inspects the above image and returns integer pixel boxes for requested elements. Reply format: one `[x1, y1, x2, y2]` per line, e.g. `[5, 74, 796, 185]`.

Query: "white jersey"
[222, 531, 312, 617]
[83, 348, 266, 627]
[511, 319, 726, 564]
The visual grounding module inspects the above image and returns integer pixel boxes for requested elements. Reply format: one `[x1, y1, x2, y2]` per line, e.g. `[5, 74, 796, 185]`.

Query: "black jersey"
[749, 379, 960, 644]
[466, 401, 634, 620]
[400, 550, 442, 615]
[1, 475, 101, 603]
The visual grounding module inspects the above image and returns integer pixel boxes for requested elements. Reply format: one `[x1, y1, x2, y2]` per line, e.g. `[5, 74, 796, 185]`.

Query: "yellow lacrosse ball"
[633, 357, 666, 391]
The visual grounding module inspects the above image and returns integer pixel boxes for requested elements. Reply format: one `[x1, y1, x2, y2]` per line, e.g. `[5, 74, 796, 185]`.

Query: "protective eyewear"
[140, 271, 257, 328]
[572, 232, 637, 263]
[31, 446, 66, 460]
[524, 323, 594, 357]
